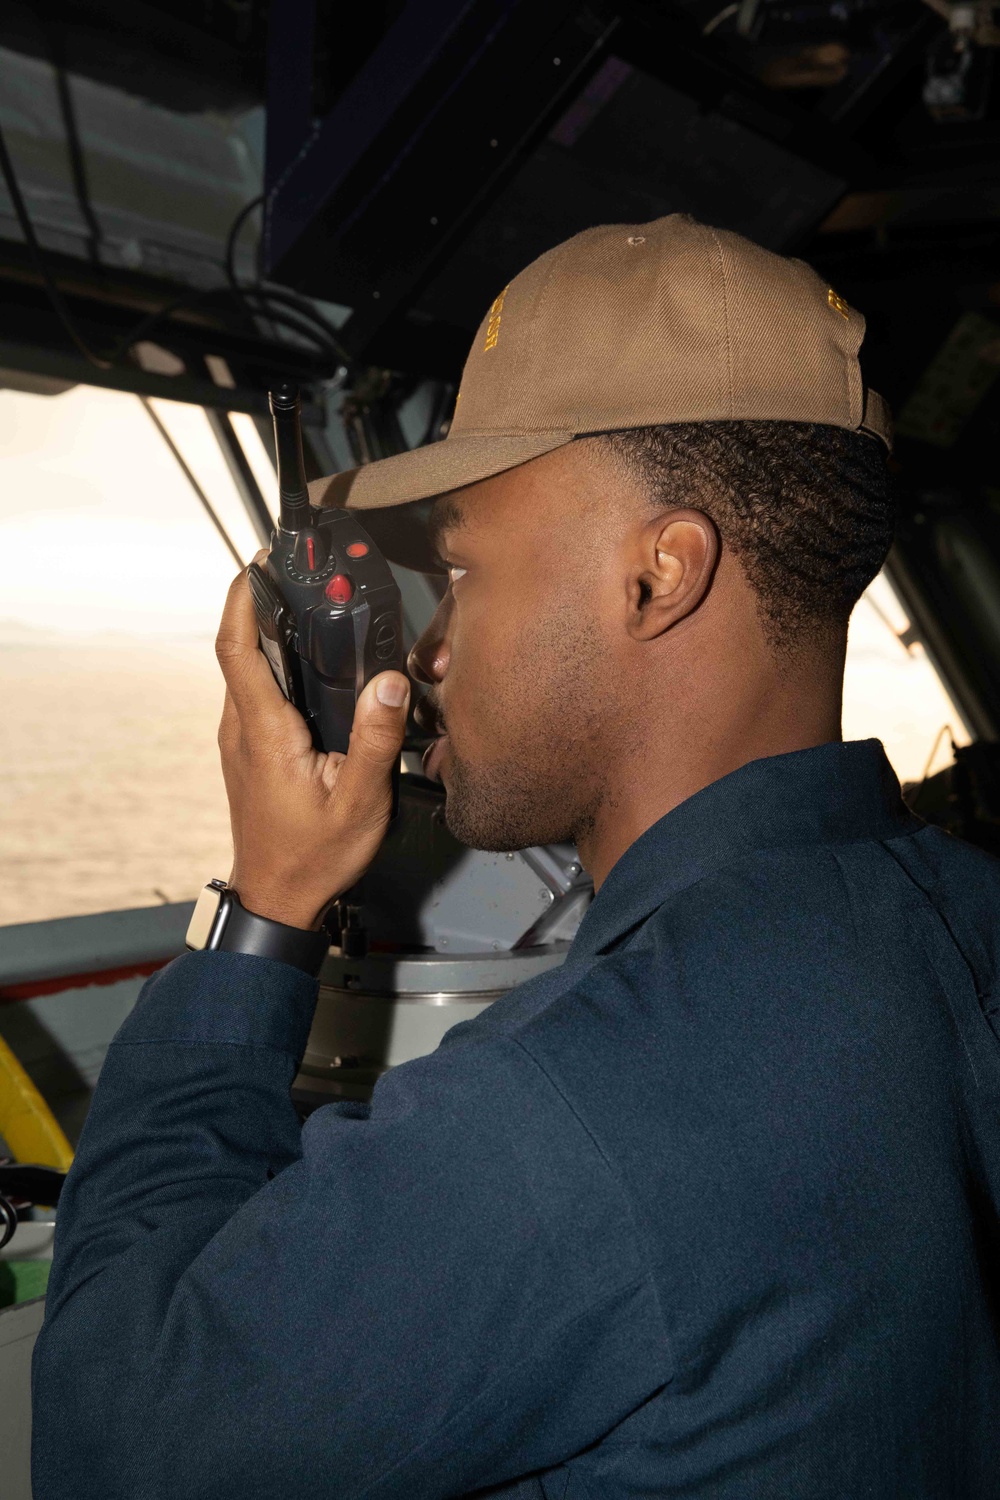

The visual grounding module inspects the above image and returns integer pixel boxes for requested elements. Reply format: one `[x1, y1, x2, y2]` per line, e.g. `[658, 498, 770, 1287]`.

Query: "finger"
[334, 672, 410, 826]
[215, 568, 294, 730]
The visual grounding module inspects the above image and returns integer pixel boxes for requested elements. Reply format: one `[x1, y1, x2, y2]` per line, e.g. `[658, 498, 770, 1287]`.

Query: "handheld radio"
[247, 385, 405, 761]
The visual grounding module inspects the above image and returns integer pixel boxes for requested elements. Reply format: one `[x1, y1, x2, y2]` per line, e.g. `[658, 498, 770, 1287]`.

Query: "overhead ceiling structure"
[0, 0, 999, 728]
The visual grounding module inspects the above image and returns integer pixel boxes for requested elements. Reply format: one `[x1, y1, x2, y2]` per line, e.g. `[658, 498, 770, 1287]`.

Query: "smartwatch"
[185, 879, 330, 977]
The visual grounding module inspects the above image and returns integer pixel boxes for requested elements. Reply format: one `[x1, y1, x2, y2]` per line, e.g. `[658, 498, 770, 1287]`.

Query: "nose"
[407, 593, 452, 686]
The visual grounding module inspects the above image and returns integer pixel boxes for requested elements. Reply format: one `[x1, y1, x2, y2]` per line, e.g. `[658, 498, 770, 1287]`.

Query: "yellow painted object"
[0, 1032, 73, 1172]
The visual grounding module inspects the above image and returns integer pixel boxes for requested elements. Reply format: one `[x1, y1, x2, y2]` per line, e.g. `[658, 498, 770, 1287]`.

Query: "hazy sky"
[0, 382, 969, 782]
[0, 384, 275, 634]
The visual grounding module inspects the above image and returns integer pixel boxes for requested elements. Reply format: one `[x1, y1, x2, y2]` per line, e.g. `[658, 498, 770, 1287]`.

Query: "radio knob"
[324, 573, 354, 605]
[293, 528, 327, 574]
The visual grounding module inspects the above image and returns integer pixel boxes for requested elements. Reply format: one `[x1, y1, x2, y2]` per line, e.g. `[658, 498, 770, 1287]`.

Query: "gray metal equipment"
[293, 774, 592, 1106]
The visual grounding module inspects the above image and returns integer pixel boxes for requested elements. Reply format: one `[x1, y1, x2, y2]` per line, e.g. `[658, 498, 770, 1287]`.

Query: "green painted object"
[0, 1259, 51, 1308]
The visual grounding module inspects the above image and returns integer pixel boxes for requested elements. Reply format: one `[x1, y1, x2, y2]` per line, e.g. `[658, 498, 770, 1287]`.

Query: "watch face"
[186, 885, 224, 950]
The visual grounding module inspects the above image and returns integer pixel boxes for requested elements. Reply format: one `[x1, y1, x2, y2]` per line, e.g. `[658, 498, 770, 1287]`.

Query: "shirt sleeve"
[31, 950, 667, 1500]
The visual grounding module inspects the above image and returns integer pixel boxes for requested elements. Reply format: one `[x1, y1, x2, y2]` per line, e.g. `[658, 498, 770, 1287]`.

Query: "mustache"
[413, 692, 447, 737]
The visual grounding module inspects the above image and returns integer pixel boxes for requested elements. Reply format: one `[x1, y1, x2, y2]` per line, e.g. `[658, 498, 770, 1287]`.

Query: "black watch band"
[186, 880, 329, 977]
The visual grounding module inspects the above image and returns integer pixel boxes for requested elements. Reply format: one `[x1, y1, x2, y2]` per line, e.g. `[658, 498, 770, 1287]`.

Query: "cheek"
[449, 574, 605, 754]
[447, 588, 522, 726]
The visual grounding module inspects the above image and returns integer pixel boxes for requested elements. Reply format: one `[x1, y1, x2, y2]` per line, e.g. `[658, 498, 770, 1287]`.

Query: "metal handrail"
[0, 902, 194, 1001]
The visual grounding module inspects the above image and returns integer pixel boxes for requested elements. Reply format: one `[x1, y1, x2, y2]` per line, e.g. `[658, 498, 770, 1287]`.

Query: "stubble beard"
[443, 745, 597, 851]
[441, 607, 612, 852]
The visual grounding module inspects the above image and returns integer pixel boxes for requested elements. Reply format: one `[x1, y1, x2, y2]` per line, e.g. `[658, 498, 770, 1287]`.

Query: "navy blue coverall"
[31, 740, 1000, 1497]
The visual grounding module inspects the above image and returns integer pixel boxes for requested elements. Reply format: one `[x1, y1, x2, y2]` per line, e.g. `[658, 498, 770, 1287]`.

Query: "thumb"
[333, 671, 410, 825]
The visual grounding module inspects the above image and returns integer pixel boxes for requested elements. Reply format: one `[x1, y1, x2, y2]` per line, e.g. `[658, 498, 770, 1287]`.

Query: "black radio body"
[248, 385, 405, 759]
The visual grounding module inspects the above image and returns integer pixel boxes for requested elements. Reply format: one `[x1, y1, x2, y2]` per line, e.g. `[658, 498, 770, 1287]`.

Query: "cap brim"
[306, 430, 575, 574]
[310, 429, 575, 512]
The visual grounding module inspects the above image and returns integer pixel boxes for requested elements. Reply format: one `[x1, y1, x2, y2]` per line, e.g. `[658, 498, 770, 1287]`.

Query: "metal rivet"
[430, 216, 438, 225]
[489, 138, 498, 147]
[372, 290, 381, 299]
[553, 56, 561, 65]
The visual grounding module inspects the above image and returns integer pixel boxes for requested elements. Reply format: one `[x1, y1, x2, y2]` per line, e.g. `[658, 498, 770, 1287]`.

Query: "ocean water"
[0, 595, 968, 929]
[0, 631, 233, 926]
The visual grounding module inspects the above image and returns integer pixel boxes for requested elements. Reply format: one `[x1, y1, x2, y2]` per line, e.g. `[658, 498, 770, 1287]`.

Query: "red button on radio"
[345, 541, 369, 559]
[325, 573, 353, 605]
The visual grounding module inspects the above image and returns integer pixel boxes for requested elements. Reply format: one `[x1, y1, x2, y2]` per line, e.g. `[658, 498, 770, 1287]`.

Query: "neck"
[577, 633, 846, 890]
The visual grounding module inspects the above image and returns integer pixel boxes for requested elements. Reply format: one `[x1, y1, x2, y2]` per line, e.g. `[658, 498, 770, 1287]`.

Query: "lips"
[414, 693, 449, 782]
[422, 734, 450, 783]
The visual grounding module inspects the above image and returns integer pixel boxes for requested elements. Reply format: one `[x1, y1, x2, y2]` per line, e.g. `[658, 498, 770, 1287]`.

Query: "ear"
[625, 509, 719, 641]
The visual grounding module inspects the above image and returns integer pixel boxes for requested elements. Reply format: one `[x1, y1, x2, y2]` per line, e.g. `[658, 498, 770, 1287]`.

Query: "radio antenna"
[269, 383, 311, 532]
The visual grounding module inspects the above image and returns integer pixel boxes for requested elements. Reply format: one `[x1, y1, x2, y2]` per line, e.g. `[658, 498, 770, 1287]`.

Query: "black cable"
[225, 192, 264, 294]
[238, 289, 342, 358]
[108, 286, 340, 367]
[140, 397, 246, 569]
[225, 192, 352, 365]
[48, 29, 104, 270]
[0, 115, 113, 367]
[248, 284, 352, 360]
[0, 117, 344, 375]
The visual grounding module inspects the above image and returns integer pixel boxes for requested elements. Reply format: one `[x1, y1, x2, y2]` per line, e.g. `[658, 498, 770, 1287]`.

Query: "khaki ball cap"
[310, 212, 891, 528]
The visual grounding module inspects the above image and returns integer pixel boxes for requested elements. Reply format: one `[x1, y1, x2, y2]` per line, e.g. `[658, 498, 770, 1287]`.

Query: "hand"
[214, 558, 410, 930]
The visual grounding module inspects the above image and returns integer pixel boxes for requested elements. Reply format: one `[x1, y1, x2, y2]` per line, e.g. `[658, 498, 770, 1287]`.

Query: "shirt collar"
[567, 739, 921, 966]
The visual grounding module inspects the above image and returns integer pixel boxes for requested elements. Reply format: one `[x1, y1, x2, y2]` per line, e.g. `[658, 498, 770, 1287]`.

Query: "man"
[32, 216, 1000, 1498]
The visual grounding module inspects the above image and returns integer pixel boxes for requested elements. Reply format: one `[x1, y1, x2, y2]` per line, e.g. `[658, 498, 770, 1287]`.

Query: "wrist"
[229, 873, 329, 932]
[187, 880, 331, 976]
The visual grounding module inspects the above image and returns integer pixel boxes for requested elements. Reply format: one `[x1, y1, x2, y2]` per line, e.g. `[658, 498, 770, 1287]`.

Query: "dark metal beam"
[611, 4, 877, 189]
[139, 397, 245, 568]
[266, 0, 620, 351]
[886, 544, 999, 743]
[0, 238, 336, 404]
[0, 335, 282, 417]
[205, 406, 275, 547]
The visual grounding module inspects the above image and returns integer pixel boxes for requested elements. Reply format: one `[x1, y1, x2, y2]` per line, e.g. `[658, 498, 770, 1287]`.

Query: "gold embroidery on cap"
[828, 287, 850, 320]
[483, 285, 509, 351]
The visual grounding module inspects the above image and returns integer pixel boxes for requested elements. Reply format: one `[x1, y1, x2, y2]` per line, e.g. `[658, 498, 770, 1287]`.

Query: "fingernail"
[376, 676, 408, 708]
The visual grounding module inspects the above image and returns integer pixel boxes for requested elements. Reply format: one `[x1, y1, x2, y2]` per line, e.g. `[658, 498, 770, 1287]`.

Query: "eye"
[447, 565, 467, 586]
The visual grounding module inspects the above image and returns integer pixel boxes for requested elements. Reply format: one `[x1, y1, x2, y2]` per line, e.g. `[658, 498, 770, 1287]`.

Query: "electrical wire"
[0, 116, 347, 376]
[225, 192, 264, 292]
[243, 284, 351, 359]
[52, 58, 104, 269]
[0, 115, 113, 367]
[139, 397, 245, 568]
[108, 284, 339, 366]
[224, 192, 352, 365]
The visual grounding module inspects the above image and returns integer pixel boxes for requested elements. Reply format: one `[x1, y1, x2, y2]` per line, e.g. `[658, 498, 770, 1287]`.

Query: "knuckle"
[354, 722, 401, 759]
[214, 634, 246, 667]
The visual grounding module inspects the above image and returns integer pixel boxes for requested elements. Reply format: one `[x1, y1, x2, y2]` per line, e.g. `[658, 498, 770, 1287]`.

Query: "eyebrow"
[428, 492, 466, 554]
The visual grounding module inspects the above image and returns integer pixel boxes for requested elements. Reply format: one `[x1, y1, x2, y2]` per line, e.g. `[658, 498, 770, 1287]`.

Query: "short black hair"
[597, 421, 896, 651]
